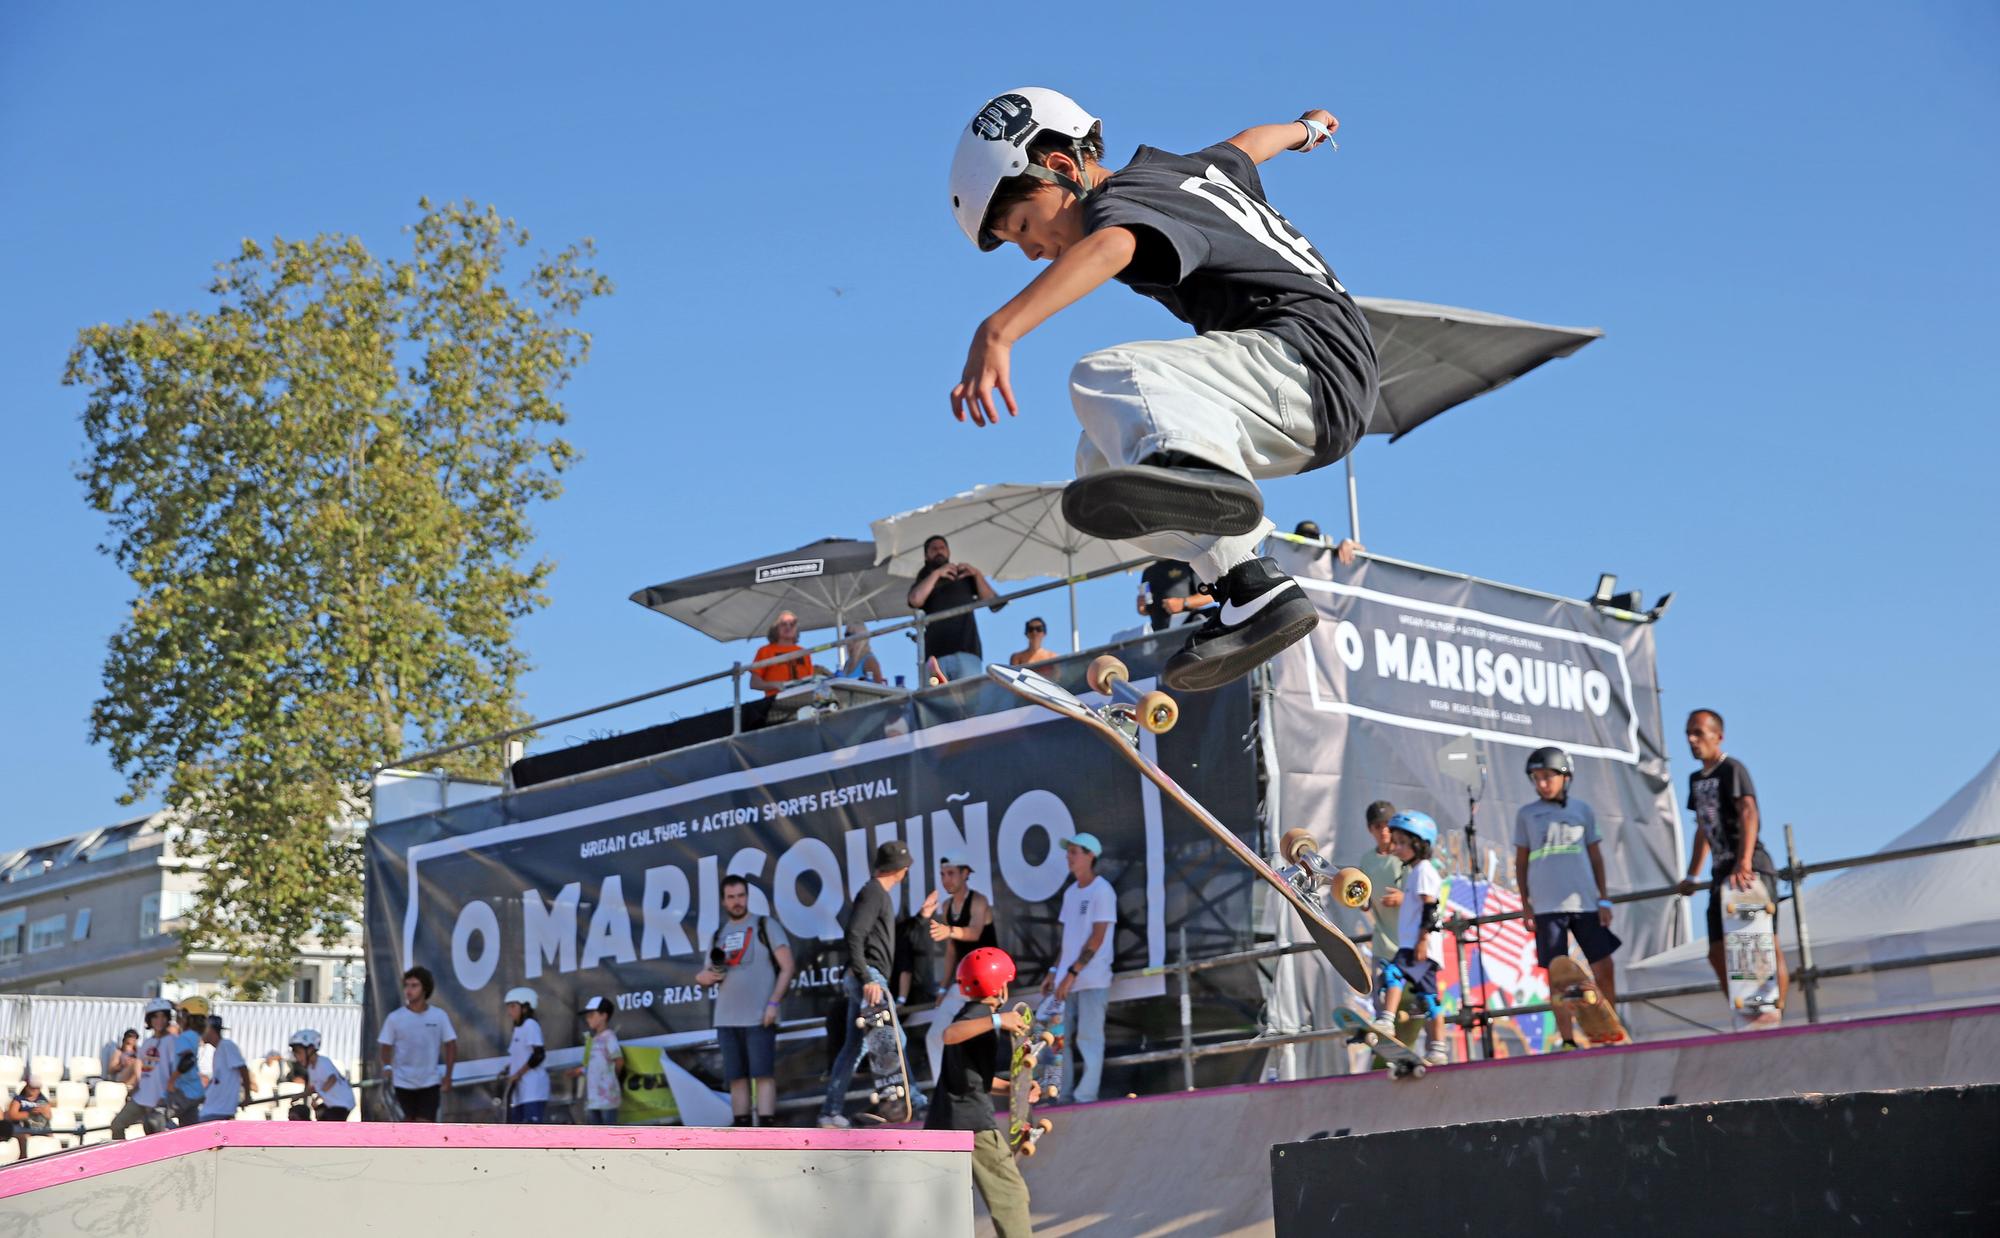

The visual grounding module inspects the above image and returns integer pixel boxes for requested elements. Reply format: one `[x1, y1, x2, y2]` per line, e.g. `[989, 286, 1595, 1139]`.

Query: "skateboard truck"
[1277, 828, 1372, 918]
[1085, 655, 1178, 747]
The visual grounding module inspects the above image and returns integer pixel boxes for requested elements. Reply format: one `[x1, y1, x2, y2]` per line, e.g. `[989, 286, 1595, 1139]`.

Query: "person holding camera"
[695, 875, 797, 1127]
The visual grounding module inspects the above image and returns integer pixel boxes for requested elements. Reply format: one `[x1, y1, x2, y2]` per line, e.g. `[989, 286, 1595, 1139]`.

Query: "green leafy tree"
[67, 199, 612, 995]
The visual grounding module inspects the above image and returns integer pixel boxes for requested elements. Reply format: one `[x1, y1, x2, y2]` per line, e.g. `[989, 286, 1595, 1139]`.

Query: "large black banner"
[364, 638, 1256, 1077]
[1267, 542, 1682, 913]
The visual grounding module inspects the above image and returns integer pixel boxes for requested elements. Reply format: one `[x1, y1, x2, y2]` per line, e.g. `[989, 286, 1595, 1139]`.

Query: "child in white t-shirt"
[197, 1018, 250, 1122]
[1376, 811, 1450, 1066]
[287, 1029, 353, 1121]
[569, 996, 624, 1125]
[503, 988, 549, 1123]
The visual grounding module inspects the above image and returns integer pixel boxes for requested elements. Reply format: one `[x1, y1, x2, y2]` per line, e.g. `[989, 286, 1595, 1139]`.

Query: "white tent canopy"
[1622, 749, 2000, 1037]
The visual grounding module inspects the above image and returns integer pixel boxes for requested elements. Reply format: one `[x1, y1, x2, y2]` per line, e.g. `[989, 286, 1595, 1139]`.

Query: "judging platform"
[0, 1123, 974, 1237]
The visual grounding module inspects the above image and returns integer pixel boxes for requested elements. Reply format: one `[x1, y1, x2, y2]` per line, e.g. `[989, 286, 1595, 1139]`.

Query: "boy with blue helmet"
[947, 88, 1378, 693]
[1376, 811, 1450, 1065]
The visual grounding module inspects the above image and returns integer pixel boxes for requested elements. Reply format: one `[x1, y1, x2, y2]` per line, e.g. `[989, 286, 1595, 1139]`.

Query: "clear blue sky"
[2, 3, 1995, 867]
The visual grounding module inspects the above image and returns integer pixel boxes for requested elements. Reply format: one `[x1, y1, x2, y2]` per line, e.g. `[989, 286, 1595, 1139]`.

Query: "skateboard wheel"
[1021, 1141, 1038, 1157]
[1363, 1032, 1379, 1047]
[1138, 689, 1178, 734]
[1279, 827, 1317, 865]
[1038, 1119, 1054, 1134]
[869, 1091, 881, 1104]
[1086, 654, 1129, 695]
[1412, 1065, 1427, 1078]
[1334, 867, 1372, 909]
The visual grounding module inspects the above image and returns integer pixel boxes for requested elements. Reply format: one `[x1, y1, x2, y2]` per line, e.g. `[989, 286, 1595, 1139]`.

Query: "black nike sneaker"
[1061, 455, 1264, 542]
[1161, 556, 1318, 692]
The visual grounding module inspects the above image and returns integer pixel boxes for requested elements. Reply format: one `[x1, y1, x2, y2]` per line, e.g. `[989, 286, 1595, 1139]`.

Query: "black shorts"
[394, 1085, 441, 1122]
[1704, 869, 1780, 942]
[1385, 948, 1442, 1015]
[1533, 912, 1622, 968]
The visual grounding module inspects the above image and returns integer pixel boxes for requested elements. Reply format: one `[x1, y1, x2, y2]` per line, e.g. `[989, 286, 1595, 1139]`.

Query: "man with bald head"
[1675, 709, 1788, 1015]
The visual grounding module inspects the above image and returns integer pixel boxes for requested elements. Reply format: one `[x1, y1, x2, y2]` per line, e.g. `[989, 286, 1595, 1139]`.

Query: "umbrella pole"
[1067, 549, 1081, 653]
[1346, 454, 1362, 544]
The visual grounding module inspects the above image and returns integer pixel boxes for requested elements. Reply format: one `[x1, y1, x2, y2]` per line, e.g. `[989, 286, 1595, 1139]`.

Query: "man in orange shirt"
[750, 612, 823, 696]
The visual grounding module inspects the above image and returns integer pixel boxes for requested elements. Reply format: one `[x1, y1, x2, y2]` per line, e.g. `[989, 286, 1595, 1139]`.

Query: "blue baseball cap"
[1062, 832, 1103, 857]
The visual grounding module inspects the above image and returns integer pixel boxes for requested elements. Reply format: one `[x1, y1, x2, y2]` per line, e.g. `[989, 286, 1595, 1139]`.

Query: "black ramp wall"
[1270, 1086, 2000, 1236]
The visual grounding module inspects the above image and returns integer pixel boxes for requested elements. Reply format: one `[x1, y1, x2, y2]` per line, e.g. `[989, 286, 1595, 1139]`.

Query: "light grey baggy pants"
[1070, 329, 1320, 583]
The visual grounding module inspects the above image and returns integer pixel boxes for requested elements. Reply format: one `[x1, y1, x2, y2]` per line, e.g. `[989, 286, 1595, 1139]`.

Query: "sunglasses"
[1026, 625, 1046, 634]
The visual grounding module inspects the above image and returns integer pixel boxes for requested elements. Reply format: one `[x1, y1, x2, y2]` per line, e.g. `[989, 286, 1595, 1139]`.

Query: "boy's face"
[1686, 714, 1723, 763]
[987, 182, 1087, 263]
[1065, 843, 1095, 880]
[1366, 821, 1391, 853]
[1387, 830, 1415, 861]
[403, 976, 425, 1006]
[584, 1009, 609, 1033]
[1529, 769, 1568, 801]
[940, 865, 968, 894]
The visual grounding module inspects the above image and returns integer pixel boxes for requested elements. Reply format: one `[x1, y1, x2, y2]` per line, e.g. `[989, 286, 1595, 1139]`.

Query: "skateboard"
[1031, 996, 1066, 1102]
[855, 991, 914, 1123]
[988, 657, 1373, 992]
[1547, 955, 1628, 1046]
[1720, 877, 1782, 1030]
[1006, 1002, 1055, 1157]
[1329, 1006, 1428, 1079]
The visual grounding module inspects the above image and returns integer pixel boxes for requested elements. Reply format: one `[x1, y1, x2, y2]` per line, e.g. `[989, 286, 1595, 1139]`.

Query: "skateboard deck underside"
[1547, 955, 1627, 1045]
[987, 663, 1370, 992]
[1721, 879, 1781, 1030]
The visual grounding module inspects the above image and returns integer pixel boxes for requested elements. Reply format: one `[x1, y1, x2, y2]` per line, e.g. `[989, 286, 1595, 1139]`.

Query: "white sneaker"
[1424, 1043, 1450, 1067]
[816, 1113, 851, 1129]
[1369, 1016, 1396, 1039]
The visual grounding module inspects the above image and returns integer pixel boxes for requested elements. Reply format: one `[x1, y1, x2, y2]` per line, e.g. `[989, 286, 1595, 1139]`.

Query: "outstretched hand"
[952, 327, 1017, 427]
[1295, 109, 1340, 152]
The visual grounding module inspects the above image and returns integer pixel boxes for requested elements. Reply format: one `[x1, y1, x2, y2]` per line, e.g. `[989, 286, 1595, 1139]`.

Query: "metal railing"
[1104, 825, 2000, 1087]
[381, 555, 1154, 784]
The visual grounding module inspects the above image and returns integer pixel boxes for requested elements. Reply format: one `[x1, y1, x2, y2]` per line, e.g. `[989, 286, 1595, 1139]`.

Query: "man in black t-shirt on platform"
[907, 535, 1003, 682]
[948, 88, 1378, 693]
[819, 841, 925, 1127]
[1675, 708, 1789, 1012]
[929, 946, 1036, 1238]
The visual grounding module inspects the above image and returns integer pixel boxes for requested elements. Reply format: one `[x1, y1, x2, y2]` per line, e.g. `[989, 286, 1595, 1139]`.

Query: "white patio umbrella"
[870, 483, 1149, 653]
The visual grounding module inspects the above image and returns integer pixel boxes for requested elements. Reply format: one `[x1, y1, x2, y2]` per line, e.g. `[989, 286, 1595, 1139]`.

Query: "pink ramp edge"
[0, 1122, 974, 1201]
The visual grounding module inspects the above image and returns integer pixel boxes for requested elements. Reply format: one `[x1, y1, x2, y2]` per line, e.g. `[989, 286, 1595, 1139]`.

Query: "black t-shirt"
[916, 573, 991, 661]
[924, 1021, 1001, 1134]
[844, 879, 897, 981]
[1082, 142, 1378, 471]
[1687, 756, 1774, 874]
[1141, 560, 1200, 632]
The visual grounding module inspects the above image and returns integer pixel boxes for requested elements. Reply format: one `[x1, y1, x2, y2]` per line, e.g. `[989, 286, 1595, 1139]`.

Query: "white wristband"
[1298, 117, 1334, 151]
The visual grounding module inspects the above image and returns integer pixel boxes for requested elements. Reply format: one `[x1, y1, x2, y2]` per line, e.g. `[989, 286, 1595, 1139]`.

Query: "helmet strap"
[1021, 141, 1096, 203]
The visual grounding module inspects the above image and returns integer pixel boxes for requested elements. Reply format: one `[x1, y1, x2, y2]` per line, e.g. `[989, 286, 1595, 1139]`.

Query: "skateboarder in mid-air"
[931, 947, 1039, 1238]
[948, 88, 1379, 692]
[1512, 747, 1622, 1050]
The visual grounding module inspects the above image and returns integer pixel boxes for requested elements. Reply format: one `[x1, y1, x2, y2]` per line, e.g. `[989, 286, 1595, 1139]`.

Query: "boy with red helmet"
[929, 947, 1037, 1238]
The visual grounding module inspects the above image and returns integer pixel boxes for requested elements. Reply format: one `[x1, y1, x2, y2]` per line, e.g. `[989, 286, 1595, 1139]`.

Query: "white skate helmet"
[288, 1028, 321, 1051]
[949, 87, 1101, 251]
[504, 986, 537, 1009]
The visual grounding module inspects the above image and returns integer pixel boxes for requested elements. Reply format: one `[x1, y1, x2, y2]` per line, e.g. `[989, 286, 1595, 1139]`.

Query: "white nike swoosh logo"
[1218, 587, 1291, 627]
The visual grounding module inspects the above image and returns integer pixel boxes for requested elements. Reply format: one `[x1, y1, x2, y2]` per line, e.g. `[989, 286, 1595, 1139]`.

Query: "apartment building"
[0, 812, 362, 1003]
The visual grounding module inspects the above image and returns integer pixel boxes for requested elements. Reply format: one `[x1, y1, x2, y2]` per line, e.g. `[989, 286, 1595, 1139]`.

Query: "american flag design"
[1437, 874, 1553, 1055]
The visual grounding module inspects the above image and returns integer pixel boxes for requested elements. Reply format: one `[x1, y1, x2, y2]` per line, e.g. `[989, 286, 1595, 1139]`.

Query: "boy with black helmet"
[929, 947, 1036, 1238]
[1375, 811, 1450, 1066]
[1513, 746, 1621, 1050]
[947, 88, 1377, 693]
